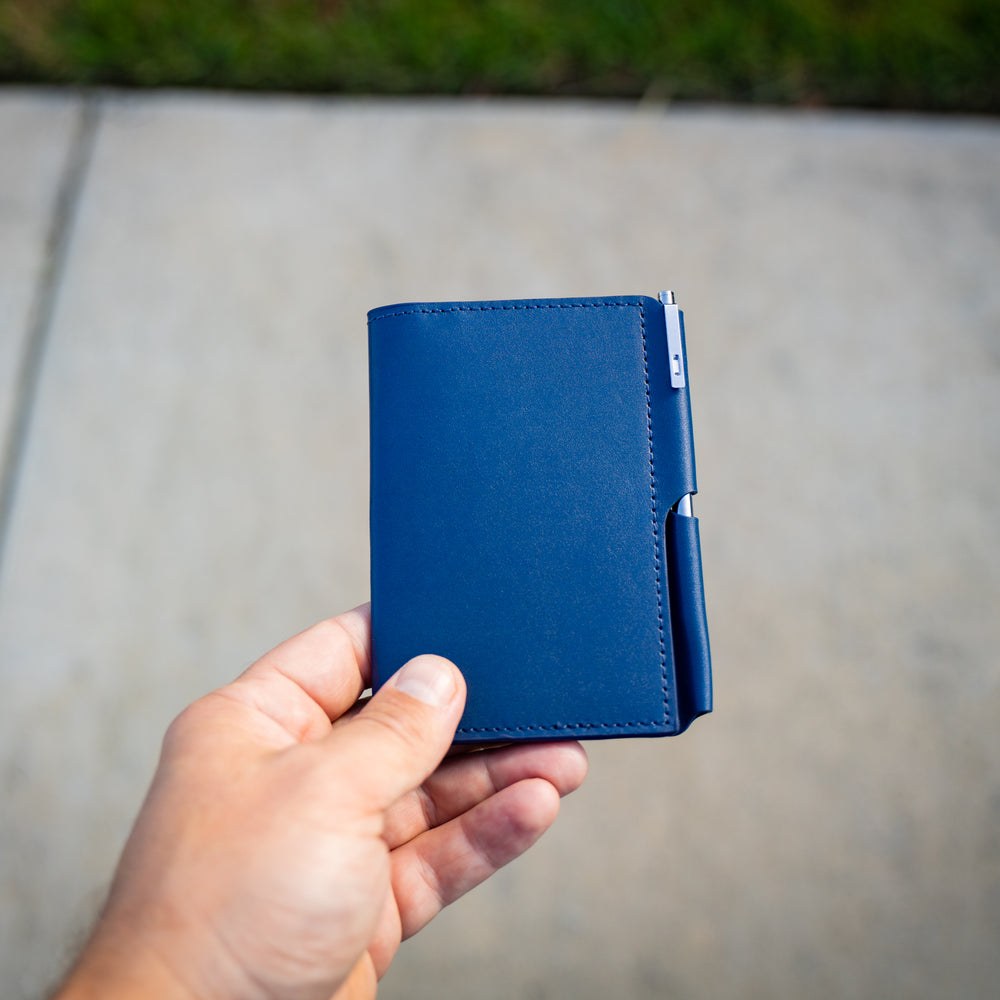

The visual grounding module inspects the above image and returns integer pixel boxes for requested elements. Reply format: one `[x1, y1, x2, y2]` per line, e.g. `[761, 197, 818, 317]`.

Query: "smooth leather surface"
[368, 295, 711, 741]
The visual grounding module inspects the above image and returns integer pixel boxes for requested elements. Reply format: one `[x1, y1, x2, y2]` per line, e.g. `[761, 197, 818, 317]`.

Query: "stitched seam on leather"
[369, 301, 642, 324]
[640, 303, 671, 727]
[376, 299, 671, 735]
[459, 721, 664, 734]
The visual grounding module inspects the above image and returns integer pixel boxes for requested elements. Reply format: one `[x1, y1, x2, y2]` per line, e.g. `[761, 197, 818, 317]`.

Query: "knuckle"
[162, 698, 208, 751]
[354, 701, 429, 750]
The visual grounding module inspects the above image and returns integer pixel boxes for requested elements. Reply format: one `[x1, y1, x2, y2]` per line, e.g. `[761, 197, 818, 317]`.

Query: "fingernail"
[392, 655, 457, 707]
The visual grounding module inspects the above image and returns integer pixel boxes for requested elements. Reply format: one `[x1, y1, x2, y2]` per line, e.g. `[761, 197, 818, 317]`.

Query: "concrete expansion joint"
[0, 93, 101, 579]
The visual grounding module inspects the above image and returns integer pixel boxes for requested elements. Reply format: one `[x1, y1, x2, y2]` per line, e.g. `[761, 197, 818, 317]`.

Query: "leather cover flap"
[368, 295, 711, 742]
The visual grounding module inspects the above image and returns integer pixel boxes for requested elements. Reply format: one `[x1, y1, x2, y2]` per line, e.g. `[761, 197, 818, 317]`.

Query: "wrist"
[52, 918, 205, 1000]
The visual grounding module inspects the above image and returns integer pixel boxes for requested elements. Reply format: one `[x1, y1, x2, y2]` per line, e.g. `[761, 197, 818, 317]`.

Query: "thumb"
[326, 654, 466, 810]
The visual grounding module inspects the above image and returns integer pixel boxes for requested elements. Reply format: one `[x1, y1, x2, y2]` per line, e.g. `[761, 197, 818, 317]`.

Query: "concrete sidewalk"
[1, 88, 999, 999]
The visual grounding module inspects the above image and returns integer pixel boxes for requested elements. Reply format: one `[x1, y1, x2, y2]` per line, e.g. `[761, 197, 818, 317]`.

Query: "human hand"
[55, 604, 587, 1000]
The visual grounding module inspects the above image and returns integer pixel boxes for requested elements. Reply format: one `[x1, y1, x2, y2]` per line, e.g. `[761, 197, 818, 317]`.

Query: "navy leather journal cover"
[368, 294, 711, 742]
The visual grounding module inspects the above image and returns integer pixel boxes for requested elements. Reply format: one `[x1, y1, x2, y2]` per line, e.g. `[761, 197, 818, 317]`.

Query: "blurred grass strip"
[1, 0, 997, 112]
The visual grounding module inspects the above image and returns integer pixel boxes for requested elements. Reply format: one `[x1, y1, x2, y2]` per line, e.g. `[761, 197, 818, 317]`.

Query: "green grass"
[1, 0, 998, 112]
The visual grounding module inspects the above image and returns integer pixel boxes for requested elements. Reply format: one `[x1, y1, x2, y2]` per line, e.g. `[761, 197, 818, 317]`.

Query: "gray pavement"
[1, 88, 999, 999]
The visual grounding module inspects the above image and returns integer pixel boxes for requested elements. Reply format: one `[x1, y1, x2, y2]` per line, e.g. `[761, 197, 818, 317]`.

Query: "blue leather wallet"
[368, 293, 711, 742]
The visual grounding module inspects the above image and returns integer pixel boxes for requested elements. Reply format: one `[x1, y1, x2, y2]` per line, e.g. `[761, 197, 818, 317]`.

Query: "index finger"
[227, 604, 373, 742]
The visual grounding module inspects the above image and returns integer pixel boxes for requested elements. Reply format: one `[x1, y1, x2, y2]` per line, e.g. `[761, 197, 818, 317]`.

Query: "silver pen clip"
[658, 290, 686, 389]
